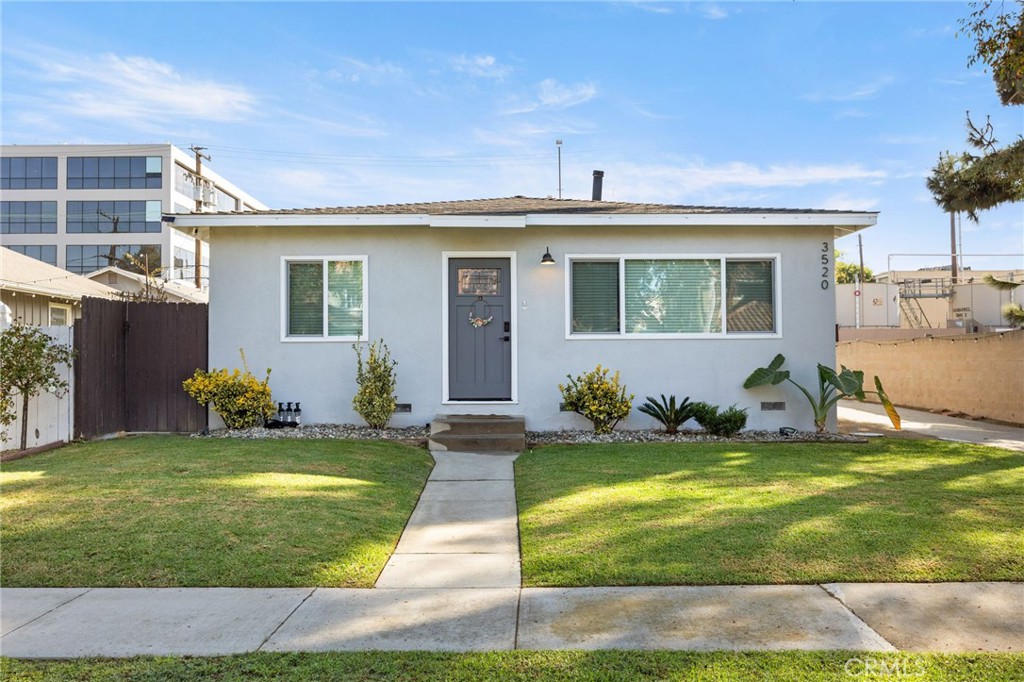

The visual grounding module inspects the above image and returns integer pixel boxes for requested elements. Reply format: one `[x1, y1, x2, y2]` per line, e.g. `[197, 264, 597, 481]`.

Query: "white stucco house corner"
[173, 195, 877, 433]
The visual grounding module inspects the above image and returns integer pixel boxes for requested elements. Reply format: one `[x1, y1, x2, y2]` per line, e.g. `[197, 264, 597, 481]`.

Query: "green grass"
[0, 436, 433, 587]
[4, 652, 1023, 681]
[516, 440, 1024, 586]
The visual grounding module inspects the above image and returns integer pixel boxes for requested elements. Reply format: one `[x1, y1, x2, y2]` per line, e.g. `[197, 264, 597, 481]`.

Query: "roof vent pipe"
[592, 170, 604, 201]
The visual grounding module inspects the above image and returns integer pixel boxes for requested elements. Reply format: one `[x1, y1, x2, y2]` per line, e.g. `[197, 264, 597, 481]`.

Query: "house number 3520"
[820, 242, 830, 290]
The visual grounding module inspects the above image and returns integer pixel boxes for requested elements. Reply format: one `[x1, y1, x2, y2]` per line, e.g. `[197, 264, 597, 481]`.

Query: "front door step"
[429, 414, 526, 452]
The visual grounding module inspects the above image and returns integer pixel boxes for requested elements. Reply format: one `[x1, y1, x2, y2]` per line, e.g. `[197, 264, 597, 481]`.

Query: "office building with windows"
[0, 144, 266, 288]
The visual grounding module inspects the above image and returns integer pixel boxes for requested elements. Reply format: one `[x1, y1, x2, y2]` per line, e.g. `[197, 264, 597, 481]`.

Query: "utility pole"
[190, 145, 211, 290]
[858, 234, 866, 283]
[949, 211, 959, 284]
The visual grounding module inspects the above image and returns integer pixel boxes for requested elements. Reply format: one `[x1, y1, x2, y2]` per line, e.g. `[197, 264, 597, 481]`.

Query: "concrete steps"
[428, 414, 526, 452]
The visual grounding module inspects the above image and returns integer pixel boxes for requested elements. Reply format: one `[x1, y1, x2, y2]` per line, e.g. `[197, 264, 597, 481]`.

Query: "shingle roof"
[200, 196, 876, 217]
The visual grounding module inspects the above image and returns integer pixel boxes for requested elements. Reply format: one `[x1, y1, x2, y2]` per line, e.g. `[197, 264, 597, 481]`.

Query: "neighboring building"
[836, 282, 900, 329]
[0, 246, 119, 326]
[0, 144, 267, 289]
[876, 267, 1023, 330]
[85, 267, 209, 304]
[175, 192, 877, 432]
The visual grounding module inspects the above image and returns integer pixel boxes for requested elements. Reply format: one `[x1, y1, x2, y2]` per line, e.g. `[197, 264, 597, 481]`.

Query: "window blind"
[726, 260, 774, 333]
[327, 260, 364, 337]
[288, 262, 324, 336]
[571, 261, 619, 333]
[625, 259, 722, 334]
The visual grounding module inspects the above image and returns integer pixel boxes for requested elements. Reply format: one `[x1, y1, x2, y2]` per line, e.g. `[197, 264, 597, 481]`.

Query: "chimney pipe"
[592, 170, 604, 201]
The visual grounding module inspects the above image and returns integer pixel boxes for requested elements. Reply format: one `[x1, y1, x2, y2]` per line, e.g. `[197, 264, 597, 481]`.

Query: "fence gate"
[74, 298, 208, 438]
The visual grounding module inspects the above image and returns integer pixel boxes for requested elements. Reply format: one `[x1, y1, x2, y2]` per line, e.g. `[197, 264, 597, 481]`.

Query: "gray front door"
[448, 258, 512, 400]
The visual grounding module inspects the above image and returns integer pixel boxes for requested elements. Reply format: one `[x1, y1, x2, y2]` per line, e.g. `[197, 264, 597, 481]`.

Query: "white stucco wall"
[209, 224, 839, 432]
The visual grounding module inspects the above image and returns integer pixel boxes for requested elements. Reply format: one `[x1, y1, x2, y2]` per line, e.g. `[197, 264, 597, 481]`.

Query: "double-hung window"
[283, 257, 366, 341]
[568, 255, 778, 337]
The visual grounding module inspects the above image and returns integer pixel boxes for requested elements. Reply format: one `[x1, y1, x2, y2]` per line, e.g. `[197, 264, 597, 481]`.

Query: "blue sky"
[2, 1, 1021, 272]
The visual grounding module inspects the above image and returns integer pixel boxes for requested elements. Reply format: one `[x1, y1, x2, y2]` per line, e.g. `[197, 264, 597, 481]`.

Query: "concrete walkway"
[839, 402, 1024, 451]
[2, 450, 1022, 657]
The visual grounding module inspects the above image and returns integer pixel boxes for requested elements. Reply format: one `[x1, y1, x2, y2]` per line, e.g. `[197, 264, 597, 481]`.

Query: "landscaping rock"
[195, 424, 863, 445]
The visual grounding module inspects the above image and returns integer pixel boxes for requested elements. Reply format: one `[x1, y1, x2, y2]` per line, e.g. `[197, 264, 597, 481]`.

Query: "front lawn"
[516, 440, 1024, 586]
[0, 436, 432, 587]
[4, 651, 1023, 682]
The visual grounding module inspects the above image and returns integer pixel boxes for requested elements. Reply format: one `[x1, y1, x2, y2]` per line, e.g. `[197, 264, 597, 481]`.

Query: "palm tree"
[983, 275, 1024, 327]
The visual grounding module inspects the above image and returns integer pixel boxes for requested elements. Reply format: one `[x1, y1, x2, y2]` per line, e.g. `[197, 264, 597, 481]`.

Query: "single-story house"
[0, 246, 119, 327]
[174, 190, 876, 432]
[86, 266, 209, 304]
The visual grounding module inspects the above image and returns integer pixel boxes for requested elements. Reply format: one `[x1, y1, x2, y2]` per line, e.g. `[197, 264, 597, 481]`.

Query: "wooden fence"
[74, 298, 208, 438]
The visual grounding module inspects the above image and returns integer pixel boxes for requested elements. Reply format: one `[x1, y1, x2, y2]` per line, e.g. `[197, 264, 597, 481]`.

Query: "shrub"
[691, 401, 748, 437]
[183, 349, 274, 429]
[559, 365, 634, 434]
[638, 394, 696, 434]
[352, 339, 397, 429]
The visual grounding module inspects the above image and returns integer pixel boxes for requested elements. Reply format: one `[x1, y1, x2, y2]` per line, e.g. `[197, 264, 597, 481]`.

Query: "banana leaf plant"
[743, 354, 900, 433]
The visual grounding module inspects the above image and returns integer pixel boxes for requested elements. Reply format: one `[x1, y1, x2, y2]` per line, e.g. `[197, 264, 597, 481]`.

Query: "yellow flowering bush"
[559, 364, 634, 434]
[183, 349, 274, 429]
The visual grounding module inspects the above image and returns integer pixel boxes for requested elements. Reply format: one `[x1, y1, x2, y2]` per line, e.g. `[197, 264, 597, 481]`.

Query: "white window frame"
[564, 253, 782, 340]
[280, 255, 368, 342]
[48, 302, 73, 326]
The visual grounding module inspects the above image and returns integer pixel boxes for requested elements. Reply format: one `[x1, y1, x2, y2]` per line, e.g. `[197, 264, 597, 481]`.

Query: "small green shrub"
[183, 349, 274, 429]
[559, 365, 634, 434]
[638, 394, 696, 434]
[691, 401, 748, 437]
[352, 339, 397, 429]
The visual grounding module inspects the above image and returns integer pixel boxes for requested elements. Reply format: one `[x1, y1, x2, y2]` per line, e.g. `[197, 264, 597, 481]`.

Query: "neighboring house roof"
[86, 267, 209, 304]
[172, 196, 878, 238]
[0, 247, 119, 301]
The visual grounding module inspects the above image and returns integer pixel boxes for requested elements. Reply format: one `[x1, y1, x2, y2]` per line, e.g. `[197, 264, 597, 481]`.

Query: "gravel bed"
[196, 424, 863, 444]
[526, 429, 865, 445]
[195, 424, 429, 441]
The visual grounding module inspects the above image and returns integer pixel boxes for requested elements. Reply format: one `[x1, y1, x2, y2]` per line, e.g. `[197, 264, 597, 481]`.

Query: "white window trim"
[441, 251, 518, 404]
[564, 253, 782, 340]
[48, 302, 73, 326]
[280, 255, 368, 343]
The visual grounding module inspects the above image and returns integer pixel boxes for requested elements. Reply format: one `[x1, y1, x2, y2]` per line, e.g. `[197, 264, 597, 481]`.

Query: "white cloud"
[450, 54, 512, 79]
[697, 3, 730, 20]
[627, 2, 674, 15]
[597, 160, 888, 203]
[500, 79, 598, 115]
[537, 79, 598, 109]
[803, 76, 896, 102]
[19, 49, 256, 124]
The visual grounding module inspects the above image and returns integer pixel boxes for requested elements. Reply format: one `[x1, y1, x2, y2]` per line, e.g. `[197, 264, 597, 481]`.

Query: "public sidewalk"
[2, 450, 1022, 658]
[839, 402, 1024, 451]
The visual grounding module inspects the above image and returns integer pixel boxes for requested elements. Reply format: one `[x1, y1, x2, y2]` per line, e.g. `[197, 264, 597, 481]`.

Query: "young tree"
[0, 322, 76, 451]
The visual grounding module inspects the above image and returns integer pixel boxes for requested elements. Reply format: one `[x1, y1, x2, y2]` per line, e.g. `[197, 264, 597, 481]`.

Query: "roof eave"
[172, 211, 878, 239]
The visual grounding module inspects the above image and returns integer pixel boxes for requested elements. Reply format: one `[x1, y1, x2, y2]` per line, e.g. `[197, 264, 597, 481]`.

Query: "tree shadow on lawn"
[517, 441, 1024, 586]
[0, 437, 432, 588]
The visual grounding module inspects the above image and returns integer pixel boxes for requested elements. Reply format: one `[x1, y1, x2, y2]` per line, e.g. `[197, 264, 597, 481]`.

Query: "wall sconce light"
[541, 247, 555, 265]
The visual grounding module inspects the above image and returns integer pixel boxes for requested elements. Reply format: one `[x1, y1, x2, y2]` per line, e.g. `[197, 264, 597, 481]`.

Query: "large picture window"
[284, 257, 366, 340]
[568, 255, 777, 337]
